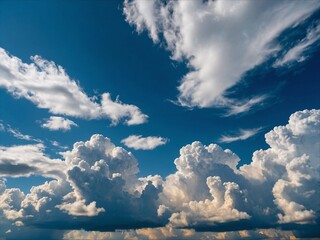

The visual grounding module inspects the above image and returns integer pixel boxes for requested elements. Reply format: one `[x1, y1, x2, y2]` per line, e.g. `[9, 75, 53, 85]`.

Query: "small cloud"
[51, 140, 68, 150]
[41, 116, 78, 131]
[222, 95, 268, 117]
[121, 135, 168, 150]
[219, 127, 263, 143]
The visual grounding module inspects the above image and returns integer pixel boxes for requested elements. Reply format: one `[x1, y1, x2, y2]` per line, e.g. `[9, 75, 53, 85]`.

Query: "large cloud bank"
[0, 109, 319, 239]
[124, 0, 320, 113]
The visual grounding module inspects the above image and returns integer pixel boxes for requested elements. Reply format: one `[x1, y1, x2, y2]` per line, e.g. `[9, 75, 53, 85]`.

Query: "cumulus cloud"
[0, 134, 165, 238]
[41, 116, 78, 131]
[219, 127, 263, 143]
[240, 109, 320, 224]
[0, 109, 319, 238]
[124, 0, 320, 112]
[63, 227, 300, 240]
[158, 109, 319, 232]
[121, 135, 167, 150]
[0, 48, 147, 125]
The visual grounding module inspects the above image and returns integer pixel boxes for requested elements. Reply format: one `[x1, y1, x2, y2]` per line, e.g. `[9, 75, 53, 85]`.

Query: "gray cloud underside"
[0, 109, 319, 239]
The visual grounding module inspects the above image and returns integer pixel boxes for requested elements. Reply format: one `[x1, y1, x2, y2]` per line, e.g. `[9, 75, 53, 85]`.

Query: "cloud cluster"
[124, 0, 320, 112]
[0, 109, 319, 239]
[63, 227, 299, 240]
[0, 135, 165, 238]
[0, 48, 147, 125]
[41, 116, 78, 131]
[121, 135, 167, 150]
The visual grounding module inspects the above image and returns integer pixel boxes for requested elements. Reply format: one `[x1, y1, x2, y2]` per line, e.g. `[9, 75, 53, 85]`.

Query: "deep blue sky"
[0, 0, 319, 192]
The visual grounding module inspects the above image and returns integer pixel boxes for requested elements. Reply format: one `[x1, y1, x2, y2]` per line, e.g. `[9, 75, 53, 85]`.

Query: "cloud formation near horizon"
[124, 0, 320, 113]
[0, 109, 319, 239]
[0, 48, 148, 126]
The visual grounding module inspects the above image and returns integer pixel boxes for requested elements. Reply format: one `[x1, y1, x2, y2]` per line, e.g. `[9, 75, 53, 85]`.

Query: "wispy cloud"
[221, 95, 269, 117]
[219, 127, 263, 143]
[51, 140, 68, 150]
[124, 0, 320, 113]
[274, 22, 320, 67]
[121, 135, 168, 150]
[0, 48, 147, 126]
[0, 120, 42, 143]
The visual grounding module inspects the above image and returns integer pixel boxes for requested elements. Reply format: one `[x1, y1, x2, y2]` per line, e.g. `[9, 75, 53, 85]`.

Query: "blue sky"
[0, 1, 320, 239]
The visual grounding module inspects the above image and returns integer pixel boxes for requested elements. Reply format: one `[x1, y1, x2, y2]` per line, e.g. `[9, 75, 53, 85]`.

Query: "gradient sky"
[0, 1, 319, 239]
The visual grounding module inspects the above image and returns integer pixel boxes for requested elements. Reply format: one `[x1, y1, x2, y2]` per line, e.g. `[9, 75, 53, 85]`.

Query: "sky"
[0, 0, 319, 239]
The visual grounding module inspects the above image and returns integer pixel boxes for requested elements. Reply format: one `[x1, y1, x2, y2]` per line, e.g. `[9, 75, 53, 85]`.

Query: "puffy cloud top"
[0, 109, 319, 238]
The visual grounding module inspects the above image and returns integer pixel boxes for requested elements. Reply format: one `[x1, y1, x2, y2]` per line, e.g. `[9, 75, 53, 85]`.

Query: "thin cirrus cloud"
[41, 116, 78, 131]
[0, 48, 148, 126]
[121, 135, 168, 150]
[0, 120, 42, 143]
[274, 22, 320, 67]
[219, 127, 263, 143]
[124, 0, 320, 114]
[0, 109, 319, 239]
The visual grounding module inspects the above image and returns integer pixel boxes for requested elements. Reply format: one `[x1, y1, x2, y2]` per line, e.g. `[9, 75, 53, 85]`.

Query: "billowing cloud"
[41, 116, 78, 131]
[124, 0, 320, 112]
[0, 109, 319, 238]
[219, 127, 263, 143]
[0, 134, 165, 238]
[0, 48, 147, 125]
[121, 135, 167, 150]
[63, 227, 299, 240]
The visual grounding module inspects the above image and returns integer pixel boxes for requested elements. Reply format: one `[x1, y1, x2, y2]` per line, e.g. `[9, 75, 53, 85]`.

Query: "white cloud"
[168, 176, 250, 227]
[41, 116, 78, 131]
[51, 140, 68, 150]
[3, 134, 164, 232]
[0, 109, 319, 237]
[124, 0, 320, 112]
[121, 135, 167, 150]
[240, 109, 320, 224]
[56, 199, 105, 217]
[63, 227, 299, 240]
[100, 93, 148, 126]
[219, 127, 263, 143]
[0, 144, 65, 179]
[159, 141, 249, 227]
[274, 22, 320, 67]
[0, 48, 147, 125]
